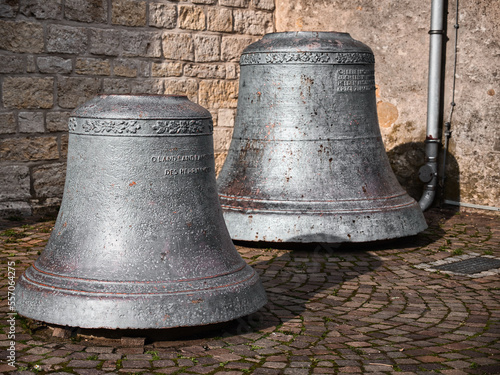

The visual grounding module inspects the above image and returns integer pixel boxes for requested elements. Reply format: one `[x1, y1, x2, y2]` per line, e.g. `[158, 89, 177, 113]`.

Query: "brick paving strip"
[0, 208, 499, 374]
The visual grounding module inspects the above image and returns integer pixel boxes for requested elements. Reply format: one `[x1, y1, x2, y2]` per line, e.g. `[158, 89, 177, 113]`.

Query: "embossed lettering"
[179, 167, 211, 175]
[151, 153, 213, 162]
[337, 68, 375, 92]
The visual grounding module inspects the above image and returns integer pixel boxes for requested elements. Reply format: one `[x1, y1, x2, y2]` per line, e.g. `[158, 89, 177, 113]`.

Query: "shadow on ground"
[12, 207, 457, 348]
[23, 241, 384, 348]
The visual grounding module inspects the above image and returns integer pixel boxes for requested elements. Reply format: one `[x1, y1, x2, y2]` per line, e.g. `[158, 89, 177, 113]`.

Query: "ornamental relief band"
[240, 52, 375, 65]
[68, 118, 214, 135]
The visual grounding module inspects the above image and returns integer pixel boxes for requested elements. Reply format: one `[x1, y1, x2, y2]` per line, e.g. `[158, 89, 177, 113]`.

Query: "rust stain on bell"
[217, 32, 427, 243]
[15, 94, 267, 329]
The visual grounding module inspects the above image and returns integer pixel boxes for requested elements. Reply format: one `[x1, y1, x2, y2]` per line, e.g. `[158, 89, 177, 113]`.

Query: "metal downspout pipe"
[419, 0, 445, 211]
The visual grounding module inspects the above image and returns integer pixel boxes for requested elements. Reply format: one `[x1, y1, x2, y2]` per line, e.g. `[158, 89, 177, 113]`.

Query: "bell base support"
[221, 202, 427, 243]
[15, 265, 266, 329]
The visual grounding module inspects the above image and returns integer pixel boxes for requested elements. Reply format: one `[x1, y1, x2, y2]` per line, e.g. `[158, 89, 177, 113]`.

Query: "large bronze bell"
[15, 95, 267, 329]
[217, 32, 427, 243]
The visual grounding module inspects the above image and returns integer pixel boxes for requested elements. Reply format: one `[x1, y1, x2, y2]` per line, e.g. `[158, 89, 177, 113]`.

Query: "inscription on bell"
[337, 69, 375, 92]
[151, 153, 214, 177]
[165, 167, 211, 176]
[151, 153, 213, 162]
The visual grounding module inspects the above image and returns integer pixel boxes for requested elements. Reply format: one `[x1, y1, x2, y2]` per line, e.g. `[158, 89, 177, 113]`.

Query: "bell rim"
[15, 265, 268, 329]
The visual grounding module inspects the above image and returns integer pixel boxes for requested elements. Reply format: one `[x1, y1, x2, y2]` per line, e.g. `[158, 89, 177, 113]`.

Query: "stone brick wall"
[2, 0, 499, 217]
[276, 0, 500, 209]
[0, 0, 274, 217]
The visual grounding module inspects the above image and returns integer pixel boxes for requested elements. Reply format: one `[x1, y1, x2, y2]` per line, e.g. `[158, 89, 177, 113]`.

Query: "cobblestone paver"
[0, 208, 499, 374]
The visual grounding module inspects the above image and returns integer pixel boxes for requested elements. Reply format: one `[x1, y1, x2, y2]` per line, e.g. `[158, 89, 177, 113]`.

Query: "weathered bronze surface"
[217, 32, 427, 243]
[15, 95, 267, 329]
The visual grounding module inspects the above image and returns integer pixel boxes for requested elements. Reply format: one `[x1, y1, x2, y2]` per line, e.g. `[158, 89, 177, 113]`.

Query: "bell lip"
[242, 30, 373, 55]
[220, 204, 428, 243]
[15, 265, 268, 329]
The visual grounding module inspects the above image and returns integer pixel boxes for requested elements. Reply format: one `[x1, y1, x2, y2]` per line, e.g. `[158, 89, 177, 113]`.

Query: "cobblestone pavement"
[0, 208, 499, 375]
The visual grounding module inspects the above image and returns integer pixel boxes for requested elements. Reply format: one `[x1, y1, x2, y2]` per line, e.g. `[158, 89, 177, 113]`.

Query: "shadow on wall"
[386, 141, 460, 206]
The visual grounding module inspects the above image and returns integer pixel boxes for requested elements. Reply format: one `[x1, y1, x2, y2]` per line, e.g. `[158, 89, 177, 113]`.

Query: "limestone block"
[113, 58, 149, 77]
[226, 63, 239, 79]
[57, 77, 101, 109]
[221, 36, 252, 61]
[199, 80, 238, 109]
[65, 0, 107, 23]
[30, 197, 61, 216]
[32, 163, 66, 198]
[0, 1, 17, 17]
[207, 8, 232, 32]
[26, 56, 37, 73]
[162, 33, 194, 61]
[0, 137, 59, 161]
[184, 63, 226, 79]
[46, 112, 71, 132]
[76, 58, 111, 76]
[179, 5, 206, 31]
[19, 112, 44, 133]
[46, 24, 88, 54]
[60, 134, 69, 158]
[113, 59, 139, 77]
[0, 20, 44, 53]
[194, 35, 221, 62]
[112, 0, 147, 26]
[3, 77, 54, 109]
[377, 101, 399, 128]
[0, 166, 30, 201]
[218, 108, 236, 128]
[234, 9, 273, 36]
[0, 55, 26, 74]
[192, 0, 216, 4]
[103, 79, 132, 94]
[163, 78, 199, 102]
[213, 127, 233, 152]
[252, 0, 275, 10]
[0, 202, 32, 217]
[37, 56, 73, 74]
[90, 28, 122, 56]
[131, 79, 164, 95]
[220, 0, 250, 7]
[122, 30, 162, 57]
[209, 109, 218, 127]
[0, 113, 16, 134]
[19, 0, 62, 19]
[214, 152, 228, 176]
[149, 3, 177, 29]
[152, 62, 183, 77]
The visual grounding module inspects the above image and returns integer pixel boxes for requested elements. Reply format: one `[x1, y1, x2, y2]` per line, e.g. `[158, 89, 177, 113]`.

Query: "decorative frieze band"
[240, 52, 375, 65]
[68, 117, 214, 136]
